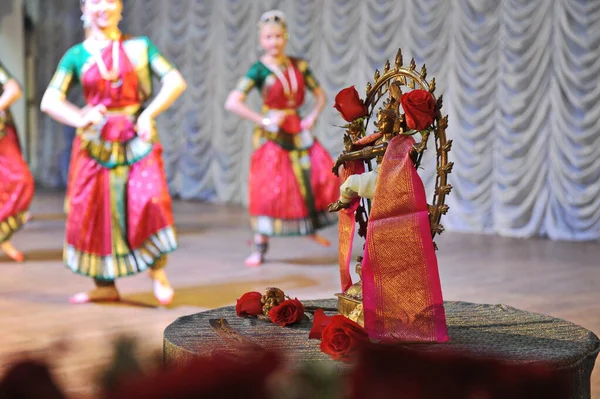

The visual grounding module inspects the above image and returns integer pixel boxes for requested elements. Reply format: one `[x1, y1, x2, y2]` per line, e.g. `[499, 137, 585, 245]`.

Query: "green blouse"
[235, 57, 320, 95]
[48, 36, 174, 102]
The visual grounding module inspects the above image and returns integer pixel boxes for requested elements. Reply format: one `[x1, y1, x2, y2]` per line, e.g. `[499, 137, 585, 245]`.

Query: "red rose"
[320, 315, 369, 362]
[400, 89, 437, 130]
[268, 298, 304, 326]
[334, 86, 369, 122]
[235, 292, 263, 317]
[308, 309, 334, 339]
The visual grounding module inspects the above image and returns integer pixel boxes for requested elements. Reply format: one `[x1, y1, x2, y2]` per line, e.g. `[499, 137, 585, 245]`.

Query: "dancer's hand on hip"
[136, 111, 154, 141]
[265, 110, 286, 127]
[300, 114, 316, 131]
[79, 104, 107, 128]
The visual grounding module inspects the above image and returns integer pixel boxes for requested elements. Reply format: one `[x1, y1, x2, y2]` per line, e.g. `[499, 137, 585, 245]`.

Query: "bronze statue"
[328, 49, 453, 343]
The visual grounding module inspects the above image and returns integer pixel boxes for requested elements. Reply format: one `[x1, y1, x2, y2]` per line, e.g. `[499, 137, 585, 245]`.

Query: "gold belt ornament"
[77, 104, 154, 168]
[104, 104, 142, 116]
[256, 107, 314, 151]
[261, 106, 297, 115]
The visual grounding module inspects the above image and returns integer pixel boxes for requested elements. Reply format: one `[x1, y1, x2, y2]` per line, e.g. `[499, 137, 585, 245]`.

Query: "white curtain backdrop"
[31, 0, 600, 241]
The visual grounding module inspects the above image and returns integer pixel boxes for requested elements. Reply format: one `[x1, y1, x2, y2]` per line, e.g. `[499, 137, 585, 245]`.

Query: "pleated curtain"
[32, 0, 600, 241]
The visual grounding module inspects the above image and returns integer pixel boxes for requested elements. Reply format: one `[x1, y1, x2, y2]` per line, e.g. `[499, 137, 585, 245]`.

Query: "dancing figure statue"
[329, 51, 453, 343]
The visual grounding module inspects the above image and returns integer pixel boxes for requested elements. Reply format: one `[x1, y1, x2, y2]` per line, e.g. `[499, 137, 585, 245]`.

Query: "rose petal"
[308, 309, 334, 339]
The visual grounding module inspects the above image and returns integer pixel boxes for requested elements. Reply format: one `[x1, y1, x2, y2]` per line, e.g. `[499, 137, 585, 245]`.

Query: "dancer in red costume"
[0, 62, 34, 262]
[41, 0, 187, 305]
[225, 10, 339, 267]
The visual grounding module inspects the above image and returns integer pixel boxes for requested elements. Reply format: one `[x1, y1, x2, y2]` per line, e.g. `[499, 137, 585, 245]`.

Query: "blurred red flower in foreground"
[349, 343, 571, 399]
[108, 349, 280, 399]
[0, 360, 66, 399]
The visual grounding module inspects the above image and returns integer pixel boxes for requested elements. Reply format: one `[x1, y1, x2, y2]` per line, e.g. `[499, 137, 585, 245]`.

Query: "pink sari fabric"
[337, 160, 365, 292]
[66, 138, 174, 254]
[361, 135, 448, 343]
[249, 140, 339, 220]
[64, 40, 176, 280]
[0, 125, 34, 243]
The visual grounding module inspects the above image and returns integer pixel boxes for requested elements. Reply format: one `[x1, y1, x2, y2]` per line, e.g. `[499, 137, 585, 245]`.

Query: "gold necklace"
[89, 39, 121, 87]
[264, 58, 298, 107]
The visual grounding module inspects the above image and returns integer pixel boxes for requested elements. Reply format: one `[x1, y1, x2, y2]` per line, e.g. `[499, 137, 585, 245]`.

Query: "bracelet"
[261, 117, 278, 133]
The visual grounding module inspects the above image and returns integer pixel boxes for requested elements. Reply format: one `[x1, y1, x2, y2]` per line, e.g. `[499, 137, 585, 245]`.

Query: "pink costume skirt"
[248, 128, 339, 236]
[64, 112, 176, 281]
[0, 125, 33, 243]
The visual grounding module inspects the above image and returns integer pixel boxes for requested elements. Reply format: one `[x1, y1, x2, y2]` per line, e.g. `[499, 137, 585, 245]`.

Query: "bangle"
[261, 117, 279, 133]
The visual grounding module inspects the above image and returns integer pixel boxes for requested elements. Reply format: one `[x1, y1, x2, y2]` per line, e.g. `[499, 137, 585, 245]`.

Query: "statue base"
[335, 292, 364, 326]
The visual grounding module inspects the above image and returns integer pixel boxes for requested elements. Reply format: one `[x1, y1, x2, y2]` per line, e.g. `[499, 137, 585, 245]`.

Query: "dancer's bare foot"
[245, 251, 264, 267]
[0, 241, 24, 262]
[245, 236, 268, 267]
[149, 269, 174, 306]
[309, 234, 331, 247]
[68, 286, 120, 304]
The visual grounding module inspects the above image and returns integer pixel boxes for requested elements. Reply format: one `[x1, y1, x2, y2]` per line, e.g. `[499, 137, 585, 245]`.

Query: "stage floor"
[0, 191, 598, 398]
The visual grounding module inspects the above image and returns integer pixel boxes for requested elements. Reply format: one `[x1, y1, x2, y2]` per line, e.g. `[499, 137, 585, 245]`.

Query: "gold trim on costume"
[289, 150, 309, 200]
[235, 76, 255, 94]
[102, 104, 142, 115]
[151, 56, 174, 78]
[64, 226, 178, 280]
[81, 134, 154, 168]
[0, 212, 28, 243]
[253, 107, 315, 150]
[109, 165, 130, 258]
[295, 59, 308, 74]
[250, 212, 336, 237]
[48, 70, 72, 95]
[305, 75, 318, 91]
[253, 125, 315, 151]
[78, 106, 154, 168]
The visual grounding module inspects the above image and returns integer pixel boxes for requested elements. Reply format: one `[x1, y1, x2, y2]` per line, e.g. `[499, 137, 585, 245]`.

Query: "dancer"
[225, 10, 339, 266]
[41, 0, 186, 305]
[0, 61, 34, 262]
